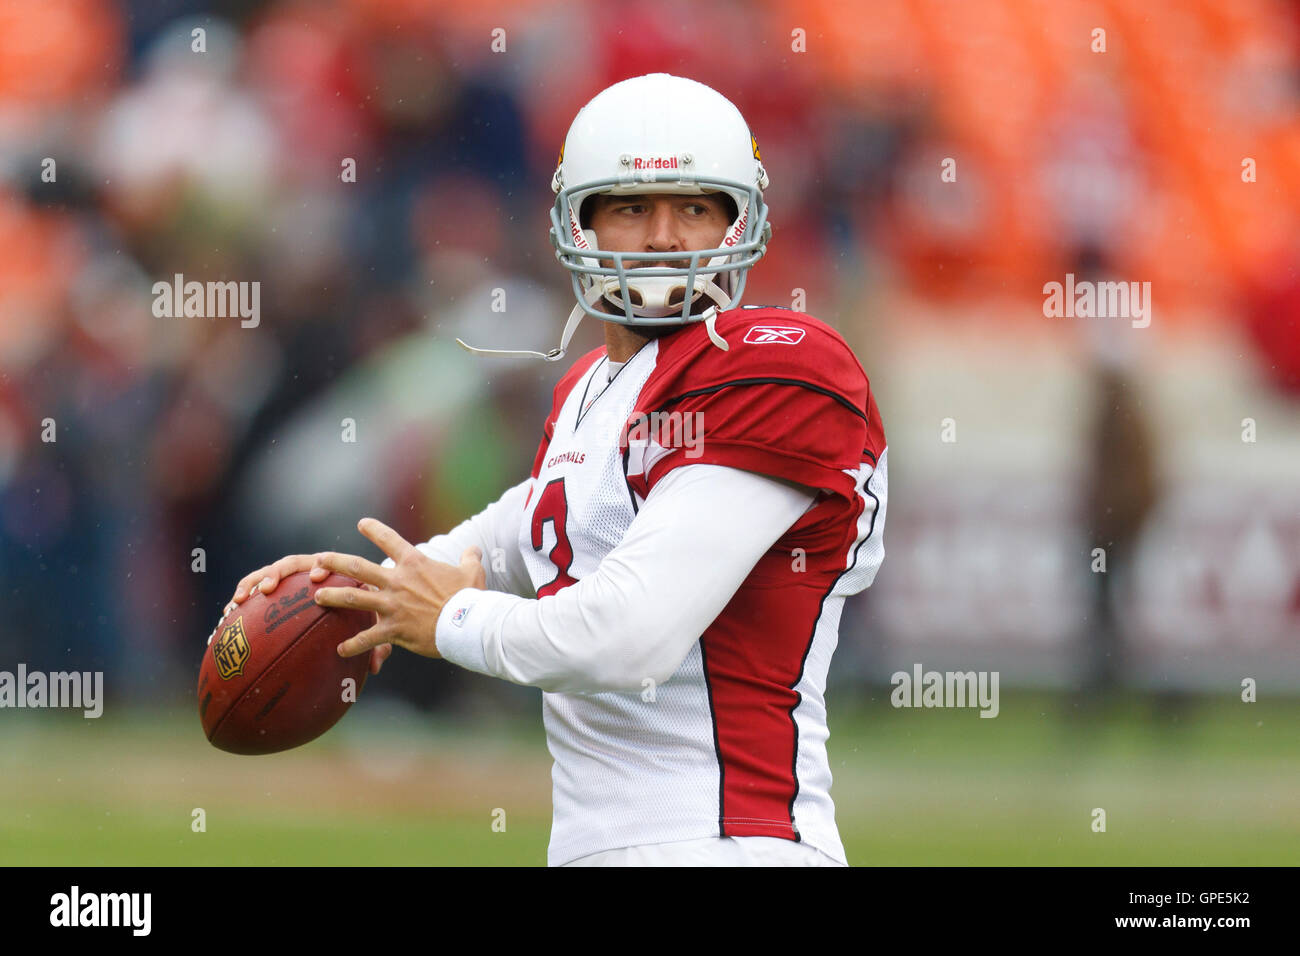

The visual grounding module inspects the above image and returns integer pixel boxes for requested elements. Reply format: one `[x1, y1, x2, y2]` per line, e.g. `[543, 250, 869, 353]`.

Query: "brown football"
[198, 571, 372, 755]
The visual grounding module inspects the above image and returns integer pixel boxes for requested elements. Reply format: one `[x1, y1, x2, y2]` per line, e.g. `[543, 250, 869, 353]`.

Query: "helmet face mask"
[547, 74, 772, 330]
[549, 168, 771, 327]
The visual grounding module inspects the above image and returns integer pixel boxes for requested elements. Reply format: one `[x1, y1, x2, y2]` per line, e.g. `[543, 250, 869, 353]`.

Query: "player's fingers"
[232, 565, 273, 603]
[314, 585, 386, 614]
[337, 624, 391, 659]
[312, 551, 390, 589]
[270, 554, 320, 586]
[356, 517, 414, 564]
[369, 643, 393, 675]
[233, 554, 316, 604]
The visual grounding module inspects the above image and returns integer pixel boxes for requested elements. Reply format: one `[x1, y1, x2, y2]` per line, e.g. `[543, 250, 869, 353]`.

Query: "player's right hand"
[213, 555, 393, 675]
[224, 555, 328, 617]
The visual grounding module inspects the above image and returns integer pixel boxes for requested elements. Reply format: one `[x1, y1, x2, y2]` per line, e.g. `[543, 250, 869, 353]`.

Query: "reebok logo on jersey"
[451, 606, 470, 628]
[743, 325, 805, 345]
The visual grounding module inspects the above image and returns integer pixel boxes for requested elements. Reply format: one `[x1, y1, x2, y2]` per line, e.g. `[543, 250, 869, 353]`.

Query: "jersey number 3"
[531, 477, 577, 597]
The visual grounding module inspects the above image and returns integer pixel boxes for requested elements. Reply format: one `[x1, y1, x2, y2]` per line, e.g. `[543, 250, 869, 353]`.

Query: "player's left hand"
[311, 518, 486, 662]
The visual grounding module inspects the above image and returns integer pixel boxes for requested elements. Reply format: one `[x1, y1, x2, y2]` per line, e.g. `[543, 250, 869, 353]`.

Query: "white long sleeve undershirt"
[389, 464, 816, 695]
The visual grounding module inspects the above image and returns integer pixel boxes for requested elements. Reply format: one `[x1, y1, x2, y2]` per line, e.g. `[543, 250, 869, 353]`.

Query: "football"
[198, 571, 372, 755]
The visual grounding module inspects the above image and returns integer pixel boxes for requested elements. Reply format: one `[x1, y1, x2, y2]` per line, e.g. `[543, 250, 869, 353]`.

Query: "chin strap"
[704, 310, 730, 351]
[693, 279, 732, 352]
[456, 284, 732, 362]
[456, 285, 599, 362]
[599, 271, 733, 319]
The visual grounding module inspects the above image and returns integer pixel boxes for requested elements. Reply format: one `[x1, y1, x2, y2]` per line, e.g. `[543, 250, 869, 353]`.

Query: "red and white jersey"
[512, 306, 887, 865]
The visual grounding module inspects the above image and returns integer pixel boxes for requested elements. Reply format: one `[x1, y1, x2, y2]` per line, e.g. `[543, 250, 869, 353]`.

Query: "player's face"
[587, 193, 731, 269]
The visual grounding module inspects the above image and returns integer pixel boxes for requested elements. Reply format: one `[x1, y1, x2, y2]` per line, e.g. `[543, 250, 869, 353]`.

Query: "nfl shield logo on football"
[213, 618, 251, 680]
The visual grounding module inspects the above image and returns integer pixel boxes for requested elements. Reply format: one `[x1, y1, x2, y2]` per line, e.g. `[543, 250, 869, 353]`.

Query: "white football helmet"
[458, 73, 771, 361]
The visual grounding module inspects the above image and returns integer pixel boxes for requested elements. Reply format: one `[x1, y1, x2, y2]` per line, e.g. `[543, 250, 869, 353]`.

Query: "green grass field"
[3, 691, 1297, 865]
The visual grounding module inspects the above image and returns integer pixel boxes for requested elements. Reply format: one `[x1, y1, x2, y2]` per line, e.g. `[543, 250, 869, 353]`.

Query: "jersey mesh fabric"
[518, 342, 729, 863]
[517, 308, 886, 866]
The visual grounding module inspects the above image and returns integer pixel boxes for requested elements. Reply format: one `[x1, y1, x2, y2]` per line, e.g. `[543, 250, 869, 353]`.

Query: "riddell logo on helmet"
[722, 207, 748, 247]
[570, 213, 589, 248]
[632, 156, 680, 170]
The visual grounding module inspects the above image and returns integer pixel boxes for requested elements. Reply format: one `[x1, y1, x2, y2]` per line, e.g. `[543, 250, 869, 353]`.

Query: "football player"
[224, 73, 888, 866]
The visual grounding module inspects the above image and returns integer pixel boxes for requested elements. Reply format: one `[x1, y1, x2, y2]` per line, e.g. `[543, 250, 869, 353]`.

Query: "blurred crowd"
[0, 0, 1297, 707]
